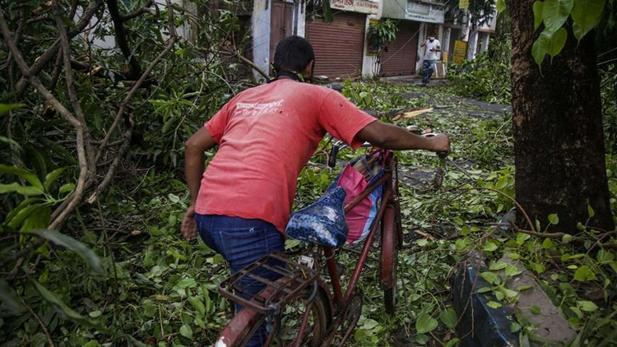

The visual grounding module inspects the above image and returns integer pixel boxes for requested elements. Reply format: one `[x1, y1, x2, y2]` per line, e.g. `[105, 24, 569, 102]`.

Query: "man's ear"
[303, 59, 315, 79]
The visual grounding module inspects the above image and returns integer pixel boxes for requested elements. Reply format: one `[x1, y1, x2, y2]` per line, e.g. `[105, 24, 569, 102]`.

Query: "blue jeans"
[422, 59, 435, 84]
[194, 214, 284, 347]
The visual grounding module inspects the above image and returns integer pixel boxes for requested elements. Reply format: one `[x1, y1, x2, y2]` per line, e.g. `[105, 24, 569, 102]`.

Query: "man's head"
[273, 36, 315, 80]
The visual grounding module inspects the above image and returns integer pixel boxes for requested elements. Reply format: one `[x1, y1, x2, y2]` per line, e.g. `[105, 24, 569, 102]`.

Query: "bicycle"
[215, 136, 447, 346]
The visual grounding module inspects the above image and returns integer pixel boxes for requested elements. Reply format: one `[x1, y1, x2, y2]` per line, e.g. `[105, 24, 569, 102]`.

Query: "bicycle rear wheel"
[217, 285, 332, 347]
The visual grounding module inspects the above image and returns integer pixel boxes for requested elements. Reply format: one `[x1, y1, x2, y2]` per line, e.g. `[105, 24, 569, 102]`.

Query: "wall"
[252, 0, 272, 81]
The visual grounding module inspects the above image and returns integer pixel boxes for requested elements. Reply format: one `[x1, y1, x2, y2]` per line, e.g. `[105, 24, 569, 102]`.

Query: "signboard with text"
[330, 0, 380, 15]
[405, 2, 445, 23]
[453, 40, 468, 64]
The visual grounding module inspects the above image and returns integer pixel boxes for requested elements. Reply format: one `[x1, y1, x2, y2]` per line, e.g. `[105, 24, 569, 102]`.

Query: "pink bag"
[337, 156, 384, 244]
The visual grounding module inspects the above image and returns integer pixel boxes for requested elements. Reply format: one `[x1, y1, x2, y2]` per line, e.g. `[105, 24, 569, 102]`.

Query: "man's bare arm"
[184, 127, 217, 206]
[356, 121, 450, 152]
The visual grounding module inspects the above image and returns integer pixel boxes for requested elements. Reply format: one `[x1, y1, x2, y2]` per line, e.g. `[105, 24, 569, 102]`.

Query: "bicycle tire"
[381, 203, 398, 316]
[217, 285, 332, 347]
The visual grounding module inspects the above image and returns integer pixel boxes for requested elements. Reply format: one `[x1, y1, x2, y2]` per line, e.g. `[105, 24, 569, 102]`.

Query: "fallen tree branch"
[1, 8, 92, 229]
[93, 35, 177, 165]
[106, 0, 142, 79]
[22, 297, 55, 347]
[54, 9, 96, 171]
[15, 0, 104, 94]
[121, 0, 154, 22]
[90, 0, 178, 201]
[0, 10, 81, 128]
[235, 51, 270, 81]
[44, 8, 94, 229]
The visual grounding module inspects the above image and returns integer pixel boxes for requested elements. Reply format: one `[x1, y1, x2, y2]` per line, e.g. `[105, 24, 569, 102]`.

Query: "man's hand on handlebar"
[422, 132, 450, 157]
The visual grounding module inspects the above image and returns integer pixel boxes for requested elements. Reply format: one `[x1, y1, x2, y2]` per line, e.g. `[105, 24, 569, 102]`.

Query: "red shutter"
[381, 20, 420, 76]
[306, 12, 366, 79]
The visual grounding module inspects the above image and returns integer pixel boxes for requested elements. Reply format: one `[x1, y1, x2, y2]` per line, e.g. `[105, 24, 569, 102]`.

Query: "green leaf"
[542, 238, 555, 249]
[577, 300, 598, 312]
[533, 1, 544, 30]
[0, 164, 43, 190]
[571, 0, 606, 40]
[33, 280, 87, 322]
[532, 262, 546, 274]
[44, 168, 65, 191]
[0, 183, 44, 196]
[477, 286, 492, 294]
[489, 260, 508, 271]
[496, 0, 506, 13]
[511, 322, 522, 333]
[59, 183, 76, 194]
[531, 36, 547, 65]
[483, 241, 498, 252]
[542, 0, 574, 33]
[416, 313, 438, 334]
[516, 232, 531, 245]
[188, 296, 206, 316]
[7, 202, 43, 229]
[0, 279, 26, 314]
[480, 271, 499, 284]
[27, 229, 104, 274]
[574, 265, 596, 281]
[530, 305, 541, 314]
[548, 213, 559, 225]
[517, 284, 533, 291]
[562, 234, 574, 243]
[546, 28, 568, 57]
[487, 301, 502, 309]
[439, 308, 458, 329]
[501, 287, 519, 299]
[587, 204, 595, 218]
[179, 324, 193, 338]
[504, 264, 523, 277]
[596, 249, 615, 263]
[20, 206, 51, 231]
[0, 103, 26, 115]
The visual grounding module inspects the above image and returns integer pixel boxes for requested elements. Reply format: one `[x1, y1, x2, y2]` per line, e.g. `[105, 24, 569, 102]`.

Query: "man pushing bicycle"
[181, 36, 450, 346]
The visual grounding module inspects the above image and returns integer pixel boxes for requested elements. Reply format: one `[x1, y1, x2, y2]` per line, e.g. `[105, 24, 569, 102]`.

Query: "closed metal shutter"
[306, 12, 366, 79]
[381, 20, 420, 76]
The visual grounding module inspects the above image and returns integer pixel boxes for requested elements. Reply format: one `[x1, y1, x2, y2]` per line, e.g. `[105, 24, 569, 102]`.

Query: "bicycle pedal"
[298, 255, 315, 269]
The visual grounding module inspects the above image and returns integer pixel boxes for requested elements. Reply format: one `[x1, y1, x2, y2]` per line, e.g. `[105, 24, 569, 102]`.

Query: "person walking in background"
[421, 35, 441, 86]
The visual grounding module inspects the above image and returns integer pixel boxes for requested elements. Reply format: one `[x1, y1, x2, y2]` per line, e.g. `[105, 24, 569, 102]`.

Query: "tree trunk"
[508, 0, 614, 232]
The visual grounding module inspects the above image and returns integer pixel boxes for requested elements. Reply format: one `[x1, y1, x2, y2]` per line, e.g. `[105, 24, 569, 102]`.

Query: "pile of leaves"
[446, 53, 512, 105]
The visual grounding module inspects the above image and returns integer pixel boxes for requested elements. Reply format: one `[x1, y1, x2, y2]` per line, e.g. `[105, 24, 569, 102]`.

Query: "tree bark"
[508, 0, 614, 232]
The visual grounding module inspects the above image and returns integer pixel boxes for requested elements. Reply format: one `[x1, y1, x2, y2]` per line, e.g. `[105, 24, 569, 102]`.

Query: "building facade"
[249, 0, 495, 80]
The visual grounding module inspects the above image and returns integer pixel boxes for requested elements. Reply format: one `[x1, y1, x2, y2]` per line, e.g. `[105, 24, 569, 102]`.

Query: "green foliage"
[1, 0, 250, 344]
[530, 0, 607, 65]
[367, 19, 399, 53]
[341, 80, 428, 112]
[447, 54, 512, 104]
[28, 229, 105, 274]
[602, 65, 617, 153]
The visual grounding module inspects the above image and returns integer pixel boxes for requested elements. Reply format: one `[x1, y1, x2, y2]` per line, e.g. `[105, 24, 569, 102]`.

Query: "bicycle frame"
[217, 149, 401, 346]
[323, 149, 396, 309]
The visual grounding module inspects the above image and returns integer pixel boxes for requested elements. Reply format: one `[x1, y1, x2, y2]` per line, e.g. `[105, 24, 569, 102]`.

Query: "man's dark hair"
[273, 36, 315, 74]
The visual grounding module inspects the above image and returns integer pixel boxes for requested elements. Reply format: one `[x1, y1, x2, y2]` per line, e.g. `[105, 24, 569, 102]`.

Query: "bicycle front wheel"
[381, 203, 399, 316]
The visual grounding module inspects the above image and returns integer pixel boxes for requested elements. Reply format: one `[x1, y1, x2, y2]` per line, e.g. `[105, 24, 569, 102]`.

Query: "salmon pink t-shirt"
[194, 79, 377, 232]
